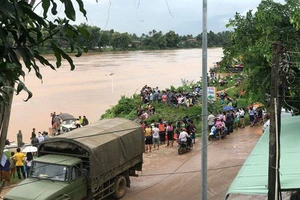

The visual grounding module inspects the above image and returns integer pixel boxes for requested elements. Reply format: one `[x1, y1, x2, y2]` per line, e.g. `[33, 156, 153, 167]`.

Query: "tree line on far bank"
[38, 23, 232, 52]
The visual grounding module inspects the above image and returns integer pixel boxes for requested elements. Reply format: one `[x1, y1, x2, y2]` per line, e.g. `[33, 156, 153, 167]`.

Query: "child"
[10, 152, 16, 179]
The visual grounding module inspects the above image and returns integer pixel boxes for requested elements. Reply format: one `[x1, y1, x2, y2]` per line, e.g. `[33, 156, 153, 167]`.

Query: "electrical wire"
[283, 85, 299, 115]
[103, 0, 112, 31]
[135, 5, 144, 22]
[92, 0, 112, 49]
[165, 0, 174, 17]
[134, 0, 141, 9]
[126, 140, 215, 197]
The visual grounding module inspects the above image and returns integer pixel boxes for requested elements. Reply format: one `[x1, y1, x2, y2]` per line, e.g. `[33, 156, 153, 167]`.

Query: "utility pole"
[268, 42, 283, 200]
[201, 0, 208, 200]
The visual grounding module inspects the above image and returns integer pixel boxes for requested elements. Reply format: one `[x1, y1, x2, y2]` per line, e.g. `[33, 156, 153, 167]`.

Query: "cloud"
[36, 0, 286, 35]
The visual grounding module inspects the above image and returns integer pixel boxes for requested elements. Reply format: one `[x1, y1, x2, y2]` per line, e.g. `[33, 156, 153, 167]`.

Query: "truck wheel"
[112, 175, 127, 199]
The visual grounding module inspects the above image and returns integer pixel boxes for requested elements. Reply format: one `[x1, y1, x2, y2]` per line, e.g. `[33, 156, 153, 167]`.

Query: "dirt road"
[120, 126, 263, 200]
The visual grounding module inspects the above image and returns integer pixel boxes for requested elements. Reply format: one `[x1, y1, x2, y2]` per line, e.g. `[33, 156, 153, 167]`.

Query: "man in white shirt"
[207, 112, 215, 131]
[179, 128, 189, 142]
[179, 128, 192, 147]
[152, 124, 160, 150]
[37, 132, 44, 143]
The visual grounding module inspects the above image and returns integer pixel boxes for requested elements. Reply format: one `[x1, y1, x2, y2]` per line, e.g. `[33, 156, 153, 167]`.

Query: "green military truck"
[5, 118, 144, 200]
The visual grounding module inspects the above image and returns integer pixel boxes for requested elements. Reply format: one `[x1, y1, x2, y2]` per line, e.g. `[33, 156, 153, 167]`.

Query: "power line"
[103, 0, 112, 31]
[126, 140, 216, 197]
[140, 164, 243, 177]
[165, 0, 174, 17]
[134, 0, 141, 9]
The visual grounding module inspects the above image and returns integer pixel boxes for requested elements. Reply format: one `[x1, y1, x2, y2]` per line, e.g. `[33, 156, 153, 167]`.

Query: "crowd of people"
[141, 117, 196, 153]
[51, 112, 89, 136]
[0, 147, 34, 185]
[9, 112, 90, 148]
[208, 103, 269, 140]
[138, 85, 201, 120]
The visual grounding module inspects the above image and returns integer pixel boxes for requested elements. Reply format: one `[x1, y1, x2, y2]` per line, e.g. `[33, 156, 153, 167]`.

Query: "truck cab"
[5, 155, 87, 200]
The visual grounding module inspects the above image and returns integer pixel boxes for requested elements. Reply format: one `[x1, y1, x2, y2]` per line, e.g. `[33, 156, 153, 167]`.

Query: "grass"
[101, 73, 254, 139]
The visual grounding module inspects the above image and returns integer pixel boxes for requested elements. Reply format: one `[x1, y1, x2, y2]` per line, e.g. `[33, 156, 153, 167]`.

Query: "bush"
[101, 95, 140, 119]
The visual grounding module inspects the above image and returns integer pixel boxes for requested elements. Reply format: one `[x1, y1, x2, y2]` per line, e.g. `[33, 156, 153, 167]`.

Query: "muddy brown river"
[8, 48, 223, 142]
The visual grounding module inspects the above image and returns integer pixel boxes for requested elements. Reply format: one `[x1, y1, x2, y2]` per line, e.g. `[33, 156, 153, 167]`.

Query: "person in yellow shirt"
[144, 125, 153, 153]
[12, 148, 26, 179]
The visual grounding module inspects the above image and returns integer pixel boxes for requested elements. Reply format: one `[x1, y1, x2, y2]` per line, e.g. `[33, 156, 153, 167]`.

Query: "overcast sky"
[53, 0, 285, 36]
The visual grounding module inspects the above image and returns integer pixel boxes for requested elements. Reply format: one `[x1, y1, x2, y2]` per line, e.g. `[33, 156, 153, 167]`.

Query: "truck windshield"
[30, 162, 69, 181]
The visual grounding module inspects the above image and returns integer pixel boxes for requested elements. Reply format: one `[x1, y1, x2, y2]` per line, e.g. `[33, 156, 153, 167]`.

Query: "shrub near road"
[101, 79, 252, 137]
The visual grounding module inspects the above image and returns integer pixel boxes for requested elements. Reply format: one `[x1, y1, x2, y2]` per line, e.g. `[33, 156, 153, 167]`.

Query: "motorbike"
[177, 140, 192, 155]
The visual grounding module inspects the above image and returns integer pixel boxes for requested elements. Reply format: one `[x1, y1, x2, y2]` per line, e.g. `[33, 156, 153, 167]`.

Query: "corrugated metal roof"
[226, 115, 300, 199]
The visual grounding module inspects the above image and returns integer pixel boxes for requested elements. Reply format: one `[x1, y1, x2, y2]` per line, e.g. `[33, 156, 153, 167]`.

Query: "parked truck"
[5, 118, 144, 200]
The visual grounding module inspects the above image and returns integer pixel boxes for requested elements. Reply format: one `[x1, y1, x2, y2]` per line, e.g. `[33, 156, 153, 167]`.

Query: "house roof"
[226, 115, 300, 199]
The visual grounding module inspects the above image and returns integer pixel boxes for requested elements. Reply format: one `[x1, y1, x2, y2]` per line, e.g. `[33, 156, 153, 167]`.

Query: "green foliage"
[101, 95, 140, 119]
[0, 0, 89, 102]
[30, 24, 231, 53]
[223, 0, 300, 112]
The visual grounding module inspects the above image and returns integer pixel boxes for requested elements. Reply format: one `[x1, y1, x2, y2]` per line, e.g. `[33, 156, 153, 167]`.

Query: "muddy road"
[108, 126, 263, 200]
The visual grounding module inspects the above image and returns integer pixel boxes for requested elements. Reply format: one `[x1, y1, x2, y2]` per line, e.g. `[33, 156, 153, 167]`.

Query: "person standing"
[17, 130, 23, 147]
[166, 122, 174, 147]
[144, 124, 153, 153]
[207, 112, 215, 133]
[234, 109, 240, 129]
[31, 128, 36, 140]
[82, 116, 89, 126]
[239, 108, 245, 128]
[43, 131, 49, 140]
[249, 106, 255, 126]
[226, 110, 234, 134]
[158, 119, 166, 145]
[190, 120, 196, 144]
[78, 116, 83, 126]
[25, 152, 33, 178]
[9, 152, 16, 179]
[54, 114, 61, 132]
[37, 132, 44, 143]
[31, 133, 39, 147]
[11, 148, 26, 180]
[152, 124, 160, 150]
[1, 153, 11, 184]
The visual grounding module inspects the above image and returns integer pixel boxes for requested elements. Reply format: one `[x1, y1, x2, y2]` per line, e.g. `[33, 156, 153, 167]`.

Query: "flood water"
[8, 48, 223, 142]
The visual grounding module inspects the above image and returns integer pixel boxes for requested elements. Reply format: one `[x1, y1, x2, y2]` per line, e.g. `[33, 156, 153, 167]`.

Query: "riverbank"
[8, 48, 224, 143]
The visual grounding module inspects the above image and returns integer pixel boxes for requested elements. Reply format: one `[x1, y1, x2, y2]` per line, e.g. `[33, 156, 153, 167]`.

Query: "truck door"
[65, 164, 88, 199]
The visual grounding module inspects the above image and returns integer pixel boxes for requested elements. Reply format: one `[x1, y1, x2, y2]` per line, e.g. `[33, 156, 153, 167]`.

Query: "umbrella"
[223, 106, 234, 111]
[253, 102, 263, 108]
[22, 146, 37, 153]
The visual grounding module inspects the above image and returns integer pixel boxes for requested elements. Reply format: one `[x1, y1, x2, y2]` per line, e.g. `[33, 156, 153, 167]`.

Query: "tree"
[224, 0, 300, 112]
[165, 31, 180, 48]
[98, 31, 112, 48]
[0, 0, 89, 183]
[77, 23, 101, 49]
[111, 32, 131, 50]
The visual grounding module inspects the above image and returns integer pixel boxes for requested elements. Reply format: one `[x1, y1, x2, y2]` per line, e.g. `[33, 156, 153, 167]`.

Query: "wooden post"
[268, 42, 281, 200]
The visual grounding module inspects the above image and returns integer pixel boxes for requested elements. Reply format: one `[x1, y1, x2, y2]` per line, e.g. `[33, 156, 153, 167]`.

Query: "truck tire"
[112, 175, 127, 199]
